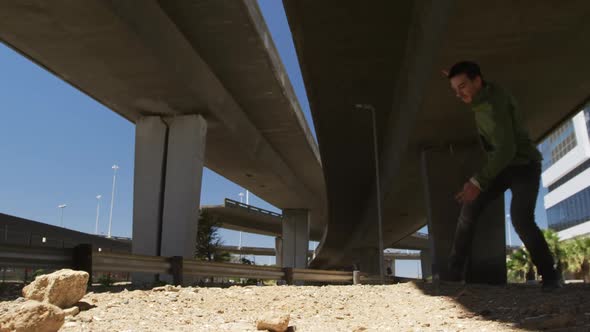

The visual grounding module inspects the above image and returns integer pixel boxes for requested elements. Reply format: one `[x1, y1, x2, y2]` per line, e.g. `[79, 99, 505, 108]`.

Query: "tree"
[561, 236, 590, 282]
[507, 247, 534, 282]
[194, 210, 231, 262]
[543, 229, 567, 274]
[506, 230, 590, 283]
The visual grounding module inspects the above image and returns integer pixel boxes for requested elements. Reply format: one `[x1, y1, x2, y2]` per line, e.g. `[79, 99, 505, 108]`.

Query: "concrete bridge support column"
[131, 117, 168, 284]
[385, 258, 396, 277]
[159, 115, 207, 259]
[354, 247, 382, 276]
[421, 147, 506, 284]
[281, 209, 309, 269]
[420, 249, 432, 280]
[275, 236, 283, 267]
[132, 115, 207, 285]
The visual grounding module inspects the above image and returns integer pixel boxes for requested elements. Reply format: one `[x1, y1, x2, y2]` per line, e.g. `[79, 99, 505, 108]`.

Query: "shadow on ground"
[412, 281, 590, 331]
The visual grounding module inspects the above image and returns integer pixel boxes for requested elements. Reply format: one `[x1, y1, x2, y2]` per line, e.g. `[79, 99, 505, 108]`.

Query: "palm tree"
[562, 237, 590, 282]
[507, 247, 534, 282]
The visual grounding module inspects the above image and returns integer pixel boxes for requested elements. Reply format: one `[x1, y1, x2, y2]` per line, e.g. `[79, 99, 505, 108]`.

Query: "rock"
[63, 306, 80, 317]
[256, 313, 290, 332]
[0, 300, 65, 332]
[22, 269, 89, 309]
[521, 313, 576, 330]
[74, 301, 96, 311]
[152, 285, 181, 292]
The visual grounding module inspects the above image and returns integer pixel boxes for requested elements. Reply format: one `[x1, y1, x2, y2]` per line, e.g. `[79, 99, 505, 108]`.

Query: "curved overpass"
[283, 0, 590, 270]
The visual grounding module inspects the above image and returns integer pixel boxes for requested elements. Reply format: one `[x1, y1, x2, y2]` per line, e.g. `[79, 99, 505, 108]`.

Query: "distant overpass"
[203, 199, 429, 250]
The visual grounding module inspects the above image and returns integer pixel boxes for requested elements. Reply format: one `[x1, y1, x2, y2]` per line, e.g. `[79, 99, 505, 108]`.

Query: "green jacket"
[470, 82, 542, 191]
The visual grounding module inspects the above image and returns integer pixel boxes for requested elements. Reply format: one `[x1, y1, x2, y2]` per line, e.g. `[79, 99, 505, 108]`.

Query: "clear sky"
[0, 0, 549, 277]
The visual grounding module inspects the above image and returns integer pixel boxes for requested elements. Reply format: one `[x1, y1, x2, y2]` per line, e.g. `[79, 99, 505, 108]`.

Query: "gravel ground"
[2, 281, 590, 331]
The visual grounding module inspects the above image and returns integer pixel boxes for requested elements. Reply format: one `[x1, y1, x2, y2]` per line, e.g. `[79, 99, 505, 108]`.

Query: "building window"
[547, 158, 590, 192]
[547, 186, 590, 231]
[540, 119, 577, 171]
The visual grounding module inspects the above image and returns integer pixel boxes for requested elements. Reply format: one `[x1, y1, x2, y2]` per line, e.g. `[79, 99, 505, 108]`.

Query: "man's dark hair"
[447, 61, 483, 80]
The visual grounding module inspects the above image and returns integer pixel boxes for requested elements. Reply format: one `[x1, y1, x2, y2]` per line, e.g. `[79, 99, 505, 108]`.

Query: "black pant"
[449, 162, 558, 280]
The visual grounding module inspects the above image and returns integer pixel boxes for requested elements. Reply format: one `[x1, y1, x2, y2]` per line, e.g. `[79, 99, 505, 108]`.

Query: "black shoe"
[541, 278, 563, 292]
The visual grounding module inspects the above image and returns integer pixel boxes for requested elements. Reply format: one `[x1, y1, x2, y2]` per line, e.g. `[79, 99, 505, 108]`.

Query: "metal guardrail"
[0, 244, 73, 269]
[224, 198, 282, 218]
[184, 260, 284, 280]
[93, 252, 170, 274]
[0, 244, 373, 285]
[292, 268, 353, 283]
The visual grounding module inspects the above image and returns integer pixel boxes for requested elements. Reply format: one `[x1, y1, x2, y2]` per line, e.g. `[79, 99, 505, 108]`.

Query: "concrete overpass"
[203, 198, 430, 251]
[283, 0, 590, 281]
[0, 1, 327, 275]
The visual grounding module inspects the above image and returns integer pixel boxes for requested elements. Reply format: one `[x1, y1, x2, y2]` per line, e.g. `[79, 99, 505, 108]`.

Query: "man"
[446, 61, 560, 289]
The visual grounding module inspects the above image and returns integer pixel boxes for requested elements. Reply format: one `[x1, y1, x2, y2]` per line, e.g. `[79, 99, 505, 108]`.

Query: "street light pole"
[238, 192, 244, 256]
[57, 204, 67, 227]
[355, 104, 385, 282]
[108, 164, 119, 238]
[95, 195, 102, 235]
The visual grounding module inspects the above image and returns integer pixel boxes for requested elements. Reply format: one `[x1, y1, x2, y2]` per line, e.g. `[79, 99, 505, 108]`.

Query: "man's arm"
[472, 98, 517, 191]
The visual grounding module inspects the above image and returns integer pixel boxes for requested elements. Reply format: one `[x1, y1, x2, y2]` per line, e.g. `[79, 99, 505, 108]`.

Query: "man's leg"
[449, 173, 510, 278]
[509, 163, 558, 281]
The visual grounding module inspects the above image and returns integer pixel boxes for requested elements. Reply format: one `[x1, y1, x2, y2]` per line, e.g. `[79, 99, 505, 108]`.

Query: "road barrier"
[0, 243, 387, 285]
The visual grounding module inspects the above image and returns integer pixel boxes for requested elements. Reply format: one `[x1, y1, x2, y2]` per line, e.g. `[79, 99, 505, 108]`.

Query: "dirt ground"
[2, 281, 590, 331]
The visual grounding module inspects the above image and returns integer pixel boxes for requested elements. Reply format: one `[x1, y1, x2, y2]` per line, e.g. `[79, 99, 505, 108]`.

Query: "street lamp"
[95, 195, 102, 235]
[238, 192, 244, 253]
[57, 204, 67, 227]
[108, 164, 119, 238]
[354, 103, 384, 282]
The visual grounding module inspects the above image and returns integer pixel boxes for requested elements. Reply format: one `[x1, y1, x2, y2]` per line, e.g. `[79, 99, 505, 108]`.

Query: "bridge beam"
[421, 146, 506, 284]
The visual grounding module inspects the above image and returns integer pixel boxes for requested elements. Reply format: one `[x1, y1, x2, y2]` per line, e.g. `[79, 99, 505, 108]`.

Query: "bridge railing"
[224, 198, 282, 218]
[0, 243, 386, 285]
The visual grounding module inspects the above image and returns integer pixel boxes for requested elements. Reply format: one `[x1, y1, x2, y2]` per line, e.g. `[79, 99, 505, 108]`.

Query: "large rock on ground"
[256, 313, 290, 332]
[0, 300, 65, 332]
[22, 269, 89, 308]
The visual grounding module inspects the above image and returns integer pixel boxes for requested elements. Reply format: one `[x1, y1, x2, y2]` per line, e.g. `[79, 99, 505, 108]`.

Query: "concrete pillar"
[275, 237, 283, 267]
[386, 259, 396, 277]
[354, 247, 381, 275]
[132, 117, 167, 257]
[420, 249, 432, 280]
[421, 146, 506, 284]
[281, 209, 309, 269]
[131, 117, 168, 284]
[160, 115, 207, 258]
[131, 115, 207, 285]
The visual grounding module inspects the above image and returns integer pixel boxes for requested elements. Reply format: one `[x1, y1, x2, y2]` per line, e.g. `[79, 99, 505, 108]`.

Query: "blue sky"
[0, 0, 549, 277]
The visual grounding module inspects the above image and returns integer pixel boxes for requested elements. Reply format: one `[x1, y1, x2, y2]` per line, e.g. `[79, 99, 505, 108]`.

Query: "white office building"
[540, 107, 590, 240]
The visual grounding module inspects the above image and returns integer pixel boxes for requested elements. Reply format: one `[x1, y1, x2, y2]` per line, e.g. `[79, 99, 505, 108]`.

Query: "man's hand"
[455, 181, 481, 204]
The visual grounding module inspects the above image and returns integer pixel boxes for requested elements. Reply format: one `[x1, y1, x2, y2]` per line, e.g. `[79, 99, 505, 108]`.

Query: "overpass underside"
[0, 0, 329, 282]
[284, 0, 590, 282]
